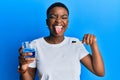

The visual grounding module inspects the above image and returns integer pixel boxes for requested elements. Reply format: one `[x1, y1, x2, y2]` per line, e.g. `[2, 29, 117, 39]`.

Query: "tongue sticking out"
[55, 26, 62, 34]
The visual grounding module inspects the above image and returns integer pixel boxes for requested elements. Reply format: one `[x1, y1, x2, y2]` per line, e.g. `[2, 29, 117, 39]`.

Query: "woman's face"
[46, 7, 68, 37]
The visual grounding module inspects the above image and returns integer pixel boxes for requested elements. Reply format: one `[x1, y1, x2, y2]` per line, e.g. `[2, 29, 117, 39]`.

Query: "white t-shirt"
[29, 36, 89, 80]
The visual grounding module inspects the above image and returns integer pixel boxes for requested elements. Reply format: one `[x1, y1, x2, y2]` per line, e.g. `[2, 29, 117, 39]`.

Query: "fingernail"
[29, 53, 32, 55]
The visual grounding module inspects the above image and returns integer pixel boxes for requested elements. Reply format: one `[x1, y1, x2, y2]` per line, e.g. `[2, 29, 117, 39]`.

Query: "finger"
[89, 34, 94, 45]
[19, 56, 35, 64]
[90, 34, 97, 45]
[19, 56, 27, 62]
[22, 52, 33, 57]
[93, 35, 97, 42]
[25, 58, 35, 61]
[19, 56, 26, 64]
[19, 47, 24, 56]
[86, 34, 90, 45]
[82, 34, 87, 44]
[24, 58, 35, 64]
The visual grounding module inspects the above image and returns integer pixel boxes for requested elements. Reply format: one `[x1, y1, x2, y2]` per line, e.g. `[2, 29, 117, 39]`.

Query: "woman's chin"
[54, 33, 64, 37]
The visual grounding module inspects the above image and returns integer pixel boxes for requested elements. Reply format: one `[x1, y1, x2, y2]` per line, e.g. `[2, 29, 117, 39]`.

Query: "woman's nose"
[55, 17, 62, 23]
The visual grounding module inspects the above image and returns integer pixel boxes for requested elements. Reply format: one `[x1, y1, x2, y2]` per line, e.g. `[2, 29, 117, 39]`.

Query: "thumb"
[20, 64, 29, 71]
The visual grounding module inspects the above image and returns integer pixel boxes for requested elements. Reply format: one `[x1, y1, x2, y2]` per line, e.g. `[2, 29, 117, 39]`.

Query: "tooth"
[55, 26, 62, 28]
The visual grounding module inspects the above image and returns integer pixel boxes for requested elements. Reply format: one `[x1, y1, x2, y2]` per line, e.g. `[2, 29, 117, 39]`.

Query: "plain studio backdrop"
[0, 0, 120, 80]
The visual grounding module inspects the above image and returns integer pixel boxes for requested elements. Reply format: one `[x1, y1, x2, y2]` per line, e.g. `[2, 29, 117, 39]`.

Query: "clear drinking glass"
[22, 41, 35, 58]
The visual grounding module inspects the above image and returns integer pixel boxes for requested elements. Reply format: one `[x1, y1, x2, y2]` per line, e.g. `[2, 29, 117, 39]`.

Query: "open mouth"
[55, 25, 63, 34]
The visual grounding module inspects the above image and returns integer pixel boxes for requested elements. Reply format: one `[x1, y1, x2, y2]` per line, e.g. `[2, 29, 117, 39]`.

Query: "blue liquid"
[22, 48, 35, 58]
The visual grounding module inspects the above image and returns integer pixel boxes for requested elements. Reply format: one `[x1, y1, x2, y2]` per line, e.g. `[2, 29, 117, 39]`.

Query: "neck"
[44, 36, 64, 44]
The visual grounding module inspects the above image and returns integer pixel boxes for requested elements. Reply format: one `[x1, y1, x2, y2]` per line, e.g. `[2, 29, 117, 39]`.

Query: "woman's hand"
[82, 33, 96, 46]
[18, 47, 35, 71]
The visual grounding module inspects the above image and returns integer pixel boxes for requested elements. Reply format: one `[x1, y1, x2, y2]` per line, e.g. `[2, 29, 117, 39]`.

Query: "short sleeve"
[78, 43, 89, 60]
[73, 38, 89, 60]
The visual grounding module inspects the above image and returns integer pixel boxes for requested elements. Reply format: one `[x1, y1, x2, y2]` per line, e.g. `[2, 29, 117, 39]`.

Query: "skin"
[19, 7, 104, 80]
[81, 34, 104, 76]
[45, 7, 69, 44]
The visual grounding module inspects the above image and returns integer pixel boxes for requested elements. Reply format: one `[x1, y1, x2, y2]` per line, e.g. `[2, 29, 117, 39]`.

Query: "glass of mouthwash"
[22, 41, 35, 58]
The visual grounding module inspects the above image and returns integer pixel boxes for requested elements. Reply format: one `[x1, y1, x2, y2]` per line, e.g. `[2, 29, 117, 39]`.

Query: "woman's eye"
[62, 16, 68, 19]
[49, 15, 57, 19]
[48, 14, 68, 20]
[61, 15, 68, 19]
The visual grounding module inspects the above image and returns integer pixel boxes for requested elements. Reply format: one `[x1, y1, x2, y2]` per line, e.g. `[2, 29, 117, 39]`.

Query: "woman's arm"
[80, 34, 105, 76]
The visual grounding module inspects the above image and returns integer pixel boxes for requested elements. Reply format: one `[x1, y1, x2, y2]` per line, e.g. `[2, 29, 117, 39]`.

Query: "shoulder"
[65, 36, 82, 44]
[30, 37, 44, 45]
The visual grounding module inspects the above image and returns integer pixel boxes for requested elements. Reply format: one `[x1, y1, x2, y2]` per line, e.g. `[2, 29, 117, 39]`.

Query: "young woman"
[18, 2, 104, 80]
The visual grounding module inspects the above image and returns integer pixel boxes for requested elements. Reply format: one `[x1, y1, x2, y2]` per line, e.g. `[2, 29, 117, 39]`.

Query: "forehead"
[49, 7, 68, 15]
